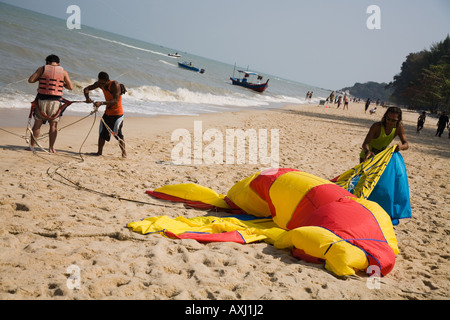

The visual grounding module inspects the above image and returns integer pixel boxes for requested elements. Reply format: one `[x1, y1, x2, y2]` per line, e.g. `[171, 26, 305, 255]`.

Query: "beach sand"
[0, 102, 449, 300]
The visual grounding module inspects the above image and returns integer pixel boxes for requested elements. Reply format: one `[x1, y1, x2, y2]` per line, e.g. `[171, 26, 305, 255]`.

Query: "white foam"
[159, 60, 177, 67]
[126, 85, 269, 107]
[78, 32, 169, 57]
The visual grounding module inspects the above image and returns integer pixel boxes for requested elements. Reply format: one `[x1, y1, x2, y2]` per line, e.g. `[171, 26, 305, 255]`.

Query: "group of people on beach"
[31, 54, 450, 163]
[322, 92, 409, 162]
[325, 92, 351, 111]
[27, 54, 127, 158]
[416, 111, 450, 138]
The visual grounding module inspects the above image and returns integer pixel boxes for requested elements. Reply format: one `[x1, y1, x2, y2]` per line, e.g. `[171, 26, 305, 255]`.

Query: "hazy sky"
[2, 0, 449, 89]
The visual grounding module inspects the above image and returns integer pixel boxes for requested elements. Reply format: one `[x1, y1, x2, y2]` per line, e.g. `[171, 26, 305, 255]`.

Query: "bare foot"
[87, 152, 102, 156]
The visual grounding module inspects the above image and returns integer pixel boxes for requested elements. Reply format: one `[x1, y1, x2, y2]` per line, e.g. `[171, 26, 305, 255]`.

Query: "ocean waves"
[0, 81, 311, 118]
[0, 4, 329, 119]
[78, 32, 170, 58]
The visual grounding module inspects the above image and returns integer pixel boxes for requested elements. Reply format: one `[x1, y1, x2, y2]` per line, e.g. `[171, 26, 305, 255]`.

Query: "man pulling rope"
[27, 54, 74, 153]
[83, 71, 127, 158]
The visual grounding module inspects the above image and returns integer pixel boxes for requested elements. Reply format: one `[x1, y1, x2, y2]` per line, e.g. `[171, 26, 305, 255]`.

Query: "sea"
[0, 2, 331, 120]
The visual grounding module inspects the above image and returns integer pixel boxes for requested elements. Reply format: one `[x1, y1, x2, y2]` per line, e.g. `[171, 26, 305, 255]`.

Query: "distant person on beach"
[365, 98, 371, 113]
[343, 95, 349, 110]
[369, 107, 377, 115]
[435, 112, 449, 137]
[336, 96, 342, 109]
[83, 72, 127, 158]
[416, 111, 426, 133]
[27, 54, 73, 153]
[328, 91, 335, 103]
[360, 106, 409, 163]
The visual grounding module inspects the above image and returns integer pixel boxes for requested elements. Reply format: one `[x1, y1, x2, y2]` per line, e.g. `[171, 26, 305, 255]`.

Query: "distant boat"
[230, 70, 269, 93]
[168, 53, 181, 58]
[178, 61, 205, 74]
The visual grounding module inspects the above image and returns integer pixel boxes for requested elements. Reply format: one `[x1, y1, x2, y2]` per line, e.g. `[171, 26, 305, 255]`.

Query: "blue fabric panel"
[368, 152, 411, 224]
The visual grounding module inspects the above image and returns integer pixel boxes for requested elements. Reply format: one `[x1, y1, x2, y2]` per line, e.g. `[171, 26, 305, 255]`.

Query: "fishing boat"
[178, 61, 205, 74]
[230, 70, 269, 93]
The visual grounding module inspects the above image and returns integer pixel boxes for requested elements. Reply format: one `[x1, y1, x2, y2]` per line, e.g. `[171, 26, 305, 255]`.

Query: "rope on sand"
[3, 103, 181, 209]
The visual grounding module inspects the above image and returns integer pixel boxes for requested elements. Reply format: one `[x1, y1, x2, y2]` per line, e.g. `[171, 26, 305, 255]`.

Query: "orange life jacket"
[101, 81, 123, 116]
[38, 65, 65, 96]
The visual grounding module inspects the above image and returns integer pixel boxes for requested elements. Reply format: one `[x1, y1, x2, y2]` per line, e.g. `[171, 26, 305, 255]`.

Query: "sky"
[2, 0, 449, 90]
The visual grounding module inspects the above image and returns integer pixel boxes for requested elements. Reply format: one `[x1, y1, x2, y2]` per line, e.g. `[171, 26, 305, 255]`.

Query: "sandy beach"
[0, 102, 449, 300]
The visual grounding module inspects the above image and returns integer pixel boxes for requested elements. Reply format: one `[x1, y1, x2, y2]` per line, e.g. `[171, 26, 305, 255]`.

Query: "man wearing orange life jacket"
[28, 54, 73, 153]
[83, 72, 127, 158]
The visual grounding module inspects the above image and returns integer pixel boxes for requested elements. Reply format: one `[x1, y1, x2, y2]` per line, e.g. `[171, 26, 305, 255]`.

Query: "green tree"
[388, 35, 450, 113]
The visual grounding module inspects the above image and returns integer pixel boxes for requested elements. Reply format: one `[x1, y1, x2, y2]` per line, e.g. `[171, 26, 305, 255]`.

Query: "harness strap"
[29, 96, 84, 121]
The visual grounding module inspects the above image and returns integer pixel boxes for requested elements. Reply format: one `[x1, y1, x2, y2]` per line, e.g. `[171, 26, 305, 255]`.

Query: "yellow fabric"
[127, 214, 372, 276]
[226, 172, 272, 217]
[274, 226, 369, 275]
[127, 215, 275, 244]
[270, 171, 332, 229]
[334, 146, 396, 199]
[153, 183, 229, 209]
[133, 166, 399, 277]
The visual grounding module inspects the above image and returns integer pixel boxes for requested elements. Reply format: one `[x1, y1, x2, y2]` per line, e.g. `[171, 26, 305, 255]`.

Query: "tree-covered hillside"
[340, 82, 393, 102]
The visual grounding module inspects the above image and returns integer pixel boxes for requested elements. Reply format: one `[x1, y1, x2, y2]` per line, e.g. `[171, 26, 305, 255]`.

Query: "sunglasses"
[386, 116, 399, 122]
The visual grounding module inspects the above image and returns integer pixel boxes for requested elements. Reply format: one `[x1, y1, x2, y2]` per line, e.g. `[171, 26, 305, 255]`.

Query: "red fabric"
[29, 97, 39, 119]
[164, 230, 247, 244]
[298, 198, 395, 276]
[249, 168, 299, 218]
[29, 97, 74, 121]
[291, 248, 324, 264]
[330, 175, 340, 182]
[146, 190, 218, 210]
[287, 184, 354, 230]
[146, 167, 396, 276]
[223, 197, 248, 215]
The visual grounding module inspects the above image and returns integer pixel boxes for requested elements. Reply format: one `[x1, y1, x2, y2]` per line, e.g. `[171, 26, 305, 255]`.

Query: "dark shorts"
[100, 114, 124, 142]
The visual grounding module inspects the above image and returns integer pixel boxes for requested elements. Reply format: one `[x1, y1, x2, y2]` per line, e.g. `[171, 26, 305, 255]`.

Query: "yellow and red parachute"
[128, 160, 400, 276]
